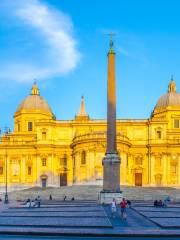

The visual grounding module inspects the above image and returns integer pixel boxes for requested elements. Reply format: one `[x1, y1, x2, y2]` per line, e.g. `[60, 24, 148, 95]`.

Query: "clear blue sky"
[0, 0, 180, 129]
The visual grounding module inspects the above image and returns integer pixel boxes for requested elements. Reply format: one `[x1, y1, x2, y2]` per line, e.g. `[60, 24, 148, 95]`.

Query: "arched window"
[81, 151, 86, 165]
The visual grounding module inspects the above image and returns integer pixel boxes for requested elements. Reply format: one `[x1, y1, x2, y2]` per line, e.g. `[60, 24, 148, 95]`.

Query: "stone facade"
[0, 82, 180, 190]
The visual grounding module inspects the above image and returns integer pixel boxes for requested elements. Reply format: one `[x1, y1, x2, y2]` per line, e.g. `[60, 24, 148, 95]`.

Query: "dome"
[15, 83, 53, 116]
[155, 79, 180, 109]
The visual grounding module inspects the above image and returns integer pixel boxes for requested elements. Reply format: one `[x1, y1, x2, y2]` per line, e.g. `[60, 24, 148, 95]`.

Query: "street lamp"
[0, 127, 11, 204]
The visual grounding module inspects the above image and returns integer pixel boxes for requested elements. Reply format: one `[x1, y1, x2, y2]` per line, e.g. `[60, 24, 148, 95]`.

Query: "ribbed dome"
[15, 83, 53, 116]
[156, 92, 180, 108]
[155, 79, 180, 109]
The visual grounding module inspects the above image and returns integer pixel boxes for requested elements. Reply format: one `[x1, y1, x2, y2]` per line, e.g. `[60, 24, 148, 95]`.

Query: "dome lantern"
[168, 77, 176, 93]
[31, 81, 40, 95]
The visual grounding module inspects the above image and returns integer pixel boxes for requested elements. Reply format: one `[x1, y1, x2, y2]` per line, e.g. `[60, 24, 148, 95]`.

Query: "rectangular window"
[42, 132, 46, 140]
[155, 157, 161, 167]
[157, 131, 162, 139]
[60, 154, 67, 167]
[73, 157, 75, 168]
[28, 122, 33, 131]
[171, 164, 177, 174]
[81, 151, 86, 165]
[42, 158, 47, 167]
[28, 166, 32, 175]
[174, 119, 179, 128]
[0, 167, 3, 175]
[18, 123, 20, 132]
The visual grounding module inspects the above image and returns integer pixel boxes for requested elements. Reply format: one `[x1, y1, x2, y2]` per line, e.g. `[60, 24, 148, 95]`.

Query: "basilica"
[0, 68, 180, 190]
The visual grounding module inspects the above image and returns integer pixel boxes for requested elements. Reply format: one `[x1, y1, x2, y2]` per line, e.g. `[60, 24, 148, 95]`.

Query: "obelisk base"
[99, 153, 123, 204]
[99, 191, 123, 204]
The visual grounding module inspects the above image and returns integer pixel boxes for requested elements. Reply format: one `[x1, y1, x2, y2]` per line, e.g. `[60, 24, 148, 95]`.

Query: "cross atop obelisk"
[108, 32, 116, 53]
[100, 34, 123, 204]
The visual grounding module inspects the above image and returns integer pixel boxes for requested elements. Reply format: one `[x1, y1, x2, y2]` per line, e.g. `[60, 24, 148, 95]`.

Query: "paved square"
[0, 200, 180, 236]
[1, 211, 106, 217]
[0, 216, 112, 227]
[0, 201, 112, 228]
[132, 203, 180, 228]
[150, 218, 180, 228]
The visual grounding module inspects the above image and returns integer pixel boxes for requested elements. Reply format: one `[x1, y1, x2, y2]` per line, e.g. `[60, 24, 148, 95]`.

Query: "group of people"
[63, 195, 75, 201]
[25, 196, 41, 208]
[154, 196, 171, 208]
[25, 194, 75, 205]
[111, 198, 130, 219]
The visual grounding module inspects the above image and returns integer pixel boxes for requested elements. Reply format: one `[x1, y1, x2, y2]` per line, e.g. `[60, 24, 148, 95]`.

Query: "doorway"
[135, 173, 142, 186]
[60, 173, 67, 186]
[155, 174, 162, 186]
[42, 178, 47, 188]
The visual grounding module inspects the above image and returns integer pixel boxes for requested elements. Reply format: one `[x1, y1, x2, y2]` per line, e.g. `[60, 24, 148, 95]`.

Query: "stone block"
[102, 153, 120, 192]
[99, 191, 123, 204]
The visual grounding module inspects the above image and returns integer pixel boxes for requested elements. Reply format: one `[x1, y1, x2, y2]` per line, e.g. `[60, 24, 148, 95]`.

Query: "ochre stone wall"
[0, 82, 180, 190]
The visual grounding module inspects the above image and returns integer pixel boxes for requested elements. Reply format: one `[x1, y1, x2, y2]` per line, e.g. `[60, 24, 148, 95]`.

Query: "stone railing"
[72, 131, 131, 146]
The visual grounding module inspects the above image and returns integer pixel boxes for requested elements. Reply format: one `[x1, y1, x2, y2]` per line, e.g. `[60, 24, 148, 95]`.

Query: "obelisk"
[100, 35, 123, 204]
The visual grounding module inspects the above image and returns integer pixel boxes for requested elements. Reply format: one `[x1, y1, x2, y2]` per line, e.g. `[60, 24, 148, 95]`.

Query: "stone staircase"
[3, 185, 180, 202]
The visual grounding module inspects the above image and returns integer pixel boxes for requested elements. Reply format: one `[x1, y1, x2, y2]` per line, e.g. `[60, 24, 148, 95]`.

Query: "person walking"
[37, 195, 41, 208]
[120, 198, 127, 220]
[111, 198, 117, 218]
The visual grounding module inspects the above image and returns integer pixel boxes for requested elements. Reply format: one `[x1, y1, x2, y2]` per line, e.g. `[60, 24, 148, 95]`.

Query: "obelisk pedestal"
[99, 36, 123, 204]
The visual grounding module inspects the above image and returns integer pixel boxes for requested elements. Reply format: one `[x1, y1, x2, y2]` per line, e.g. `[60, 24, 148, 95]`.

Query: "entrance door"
[42, 178, 47, 188]
[135, 173, 142, 186]
[155, 174, 162, 186]
[60, 173, 67, 186]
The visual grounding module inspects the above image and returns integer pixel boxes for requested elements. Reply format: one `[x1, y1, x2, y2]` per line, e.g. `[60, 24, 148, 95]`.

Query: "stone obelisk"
[100, 35, 123, 204]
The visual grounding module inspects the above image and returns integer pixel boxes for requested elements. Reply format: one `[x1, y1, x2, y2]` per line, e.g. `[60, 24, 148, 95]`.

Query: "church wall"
[1, 113, 180, 191]
[1, 83, 180, 190]
[14, 111, 52, 134]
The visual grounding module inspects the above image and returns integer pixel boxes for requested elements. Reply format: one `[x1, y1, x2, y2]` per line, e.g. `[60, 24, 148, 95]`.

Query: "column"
[100, 35, 122, 203]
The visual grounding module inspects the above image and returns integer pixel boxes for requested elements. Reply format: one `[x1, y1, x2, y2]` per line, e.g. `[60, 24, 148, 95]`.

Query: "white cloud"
[0, 0, 81, 82]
